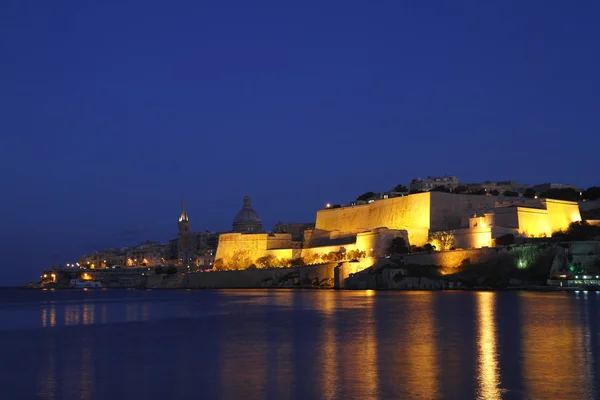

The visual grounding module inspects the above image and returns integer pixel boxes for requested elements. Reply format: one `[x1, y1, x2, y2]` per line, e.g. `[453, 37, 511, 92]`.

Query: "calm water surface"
[0, 289, 598, 400]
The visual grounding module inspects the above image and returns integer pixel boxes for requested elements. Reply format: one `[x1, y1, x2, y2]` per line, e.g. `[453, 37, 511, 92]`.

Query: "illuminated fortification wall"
[315, 193, 431, 245]
[428, 192, 496, 231]
[214, 233, 296, 266]
[544, 199, 581, 232]
[315, 192, 495, 245]
[493, 199, 581, 238]
[214, 194, 582, 269]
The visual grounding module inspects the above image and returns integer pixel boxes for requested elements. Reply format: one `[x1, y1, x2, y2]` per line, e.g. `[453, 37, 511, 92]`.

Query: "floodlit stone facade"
[213, 192, 582, 269]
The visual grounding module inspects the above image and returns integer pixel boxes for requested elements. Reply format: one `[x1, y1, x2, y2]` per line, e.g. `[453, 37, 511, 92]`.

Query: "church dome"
[233, 195, 262, 233]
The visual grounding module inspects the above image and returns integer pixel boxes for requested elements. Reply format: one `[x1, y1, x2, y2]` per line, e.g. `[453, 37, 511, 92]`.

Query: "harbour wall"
[182, 263, 339, 289]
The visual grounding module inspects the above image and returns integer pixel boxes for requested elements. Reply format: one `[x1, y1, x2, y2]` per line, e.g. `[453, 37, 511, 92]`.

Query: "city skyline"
[2, 0, 600, 285]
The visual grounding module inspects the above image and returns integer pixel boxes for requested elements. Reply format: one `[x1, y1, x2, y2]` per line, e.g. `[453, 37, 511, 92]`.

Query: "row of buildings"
[408, 176, 577, 195]
[79, 195, 309, 270]
[78, 178, 595, 273]
[212, 190, 597, 271]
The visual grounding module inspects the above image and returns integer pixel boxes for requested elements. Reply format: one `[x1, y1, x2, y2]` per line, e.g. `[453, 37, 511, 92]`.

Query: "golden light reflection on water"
[579, 293, 596, 396]
[403, 292, 440, 399]
[82, 304, 95, 325]
[521, 293, 592, 399]
[219, 314, 268, 399]
[319, 291, 339, 399]
[476, 292, 503, 400]
[64, 305, 80, 326]
[41, 306, 56, 328]
[80, 337, 94, 400]
[335, 292, 379, 399]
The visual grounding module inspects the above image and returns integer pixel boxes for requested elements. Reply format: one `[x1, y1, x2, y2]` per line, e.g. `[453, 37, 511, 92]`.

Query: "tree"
[540, 188, 580, 201]
[470, 188, 487, 196]
[346, 249, 366, 260]
[356, 191, 377, 202]
[489, 189, 500, 196]
[523, 188, 536, 198]
[392, 184, 408, 192]
[288, 258, 304, 266]
[330, 204, 342, 208]
[256, 255, 280, 268]
[213, 259, 224, 270]
[154, 266, 165, 275]
[431, 185, 451, 193]
[454, 185, 469, 194]
[502, 190, 519, 197]
[321, 251, 344, 262]
[429, 231, 455, 251]
[302, 253, 321, 265]
[584, 186, 600, 201]
[423, 243, 435, 252]
[388, 237, 409, 254]
[553, 221, 600, 241]
[495, 234, 515, 246]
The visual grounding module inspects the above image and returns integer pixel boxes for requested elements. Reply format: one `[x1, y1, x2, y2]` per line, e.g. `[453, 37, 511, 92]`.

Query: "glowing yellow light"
[43, 274, 47, 278]
[326, 203, 331, 208]
[476, 292, 502, 399]
[481, 222, 487, 228]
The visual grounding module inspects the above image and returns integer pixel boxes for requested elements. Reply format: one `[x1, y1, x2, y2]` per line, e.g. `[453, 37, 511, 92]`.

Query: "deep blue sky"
[1, 0, 599, 285]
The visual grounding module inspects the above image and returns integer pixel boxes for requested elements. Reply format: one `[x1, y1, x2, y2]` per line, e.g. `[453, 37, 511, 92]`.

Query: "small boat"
[69, 279, 103, 288]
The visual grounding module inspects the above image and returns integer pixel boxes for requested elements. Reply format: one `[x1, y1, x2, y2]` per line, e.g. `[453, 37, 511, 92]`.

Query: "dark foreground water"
[0, 289, 599, 400]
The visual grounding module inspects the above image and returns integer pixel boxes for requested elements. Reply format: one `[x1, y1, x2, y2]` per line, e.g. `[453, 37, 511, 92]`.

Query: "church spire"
[179, 198, 189, 222]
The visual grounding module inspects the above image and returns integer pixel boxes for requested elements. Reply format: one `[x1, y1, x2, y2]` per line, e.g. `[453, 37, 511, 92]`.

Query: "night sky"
[1, 0, 599, 285]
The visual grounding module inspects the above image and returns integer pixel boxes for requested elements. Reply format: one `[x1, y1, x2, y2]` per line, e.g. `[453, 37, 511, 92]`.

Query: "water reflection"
[80, 336, 94, 400]
[219, 308, 268, 399]
[521, 293, 593, 399]
[319, 291, 339, 399]
[345, 292, 378, 399]
[41, 305, 56, 328]
[37, 334, 57, 400]
[82, 304, 95, 325]
[402, 292, 440, 399]
[475, 292, 503, 400]
[578, 292, 597, 397]
[64, 304, 80, 326]
[6, 290, 599, 400]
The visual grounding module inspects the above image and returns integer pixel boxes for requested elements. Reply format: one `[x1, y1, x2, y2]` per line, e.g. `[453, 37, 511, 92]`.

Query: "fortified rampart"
[214, 233, 299, 267]
[315, 192, 495, 245]
[213, 193, 581, 271]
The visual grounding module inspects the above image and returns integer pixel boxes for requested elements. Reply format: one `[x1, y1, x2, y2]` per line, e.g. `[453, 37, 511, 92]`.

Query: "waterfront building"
[126, 241, 169, 267]
[410, 176, 460, 192]
[532, 183, 578, 193]
[465, 181, 530, 195]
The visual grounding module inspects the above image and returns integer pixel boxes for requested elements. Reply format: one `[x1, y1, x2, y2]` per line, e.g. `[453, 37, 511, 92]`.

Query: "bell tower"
[178, 199, 190, 265]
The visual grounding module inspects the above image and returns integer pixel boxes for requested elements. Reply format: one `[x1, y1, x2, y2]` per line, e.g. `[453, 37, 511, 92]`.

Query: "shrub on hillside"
[495, 234, 515, 246]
